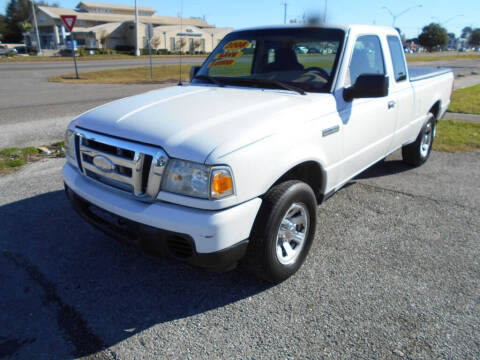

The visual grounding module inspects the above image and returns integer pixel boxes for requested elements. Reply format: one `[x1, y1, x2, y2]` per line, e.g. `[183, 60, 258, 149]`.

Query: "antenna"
[178, 0, 184, 86]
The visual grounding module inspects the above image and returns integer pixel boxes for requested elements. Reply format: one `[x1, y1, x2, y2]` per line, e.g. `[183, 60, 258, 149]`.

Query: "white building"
[32, 2, 233, 52]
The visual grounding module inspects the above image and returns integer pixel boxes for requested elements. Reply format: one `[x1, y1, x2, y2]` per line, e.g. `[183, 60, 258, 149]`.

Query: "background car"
[56, 48, 77, 57]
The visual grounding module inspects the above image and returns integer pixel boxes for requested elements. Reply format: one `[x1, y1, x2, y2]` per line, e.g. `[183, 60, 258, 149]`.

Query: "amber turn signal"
[211, 169, 234, 199]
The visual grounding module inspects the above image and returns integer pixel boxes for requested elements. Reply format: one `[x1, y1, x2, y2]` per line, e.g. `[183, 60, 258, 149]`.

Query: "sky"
[1, 0, 479, 38]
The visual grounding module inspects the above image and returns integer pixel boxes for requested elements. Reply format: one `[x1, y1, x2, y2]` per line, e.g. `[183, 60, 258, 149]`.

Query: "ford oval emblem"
[93, 155, 115, 173]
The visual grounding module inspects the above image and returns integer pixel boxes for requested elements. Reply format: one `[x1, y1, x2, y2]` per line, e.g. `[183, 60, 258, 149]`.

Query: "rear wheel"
[244, 180, 317, 283]
[402, 113, 435, 166]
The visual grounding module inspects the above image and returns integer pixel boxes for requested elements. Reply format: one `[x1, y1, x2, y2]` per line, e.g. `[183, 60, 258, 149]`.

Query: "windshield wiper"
[228, 77, 306, 95]
[193, 74, 223, 86]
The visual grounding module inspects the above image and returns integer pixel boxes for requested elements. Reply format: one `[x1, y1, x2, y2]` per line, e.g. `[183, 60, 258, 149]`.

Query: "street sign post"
[147, 24, 154, 80]
[60, 15, 79, 79]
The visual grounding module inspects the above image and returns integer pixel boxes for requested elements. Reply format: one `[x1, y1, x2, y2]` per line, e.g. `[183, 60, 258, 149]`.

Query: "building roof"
[76, 1, 156, 13]
[79, 22, 123, 34]
[39, 6, 214, 28]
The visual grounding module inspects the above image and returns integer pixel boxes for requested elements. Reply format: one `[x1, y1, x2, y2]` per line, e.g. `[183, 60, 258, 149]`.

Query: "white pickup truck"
[63, 25, 454, 282]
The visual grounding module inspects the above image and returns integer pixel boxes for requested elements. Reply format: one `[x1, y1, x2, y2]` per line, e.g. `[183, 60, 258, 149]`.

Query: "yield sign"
[61, 15, 77, 32]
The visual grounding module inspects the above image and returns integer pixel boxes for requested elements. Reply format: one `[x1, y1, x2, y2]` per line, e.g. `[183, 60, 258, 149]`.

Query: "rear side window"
[346, 35, 385, 86]
[387, 36, 407, 82]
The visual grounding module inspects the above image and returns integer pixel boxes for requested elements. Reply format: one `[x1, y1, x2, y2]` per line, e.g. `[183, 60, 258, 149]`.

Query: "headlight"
[162, 159, 234, 200]
[65, 129, 76, 162]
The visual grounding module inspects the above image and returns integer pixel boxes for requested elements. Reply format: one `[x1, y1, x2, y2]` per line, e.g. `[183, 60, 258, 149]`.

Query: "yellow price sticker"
[223, 40, 250, 51]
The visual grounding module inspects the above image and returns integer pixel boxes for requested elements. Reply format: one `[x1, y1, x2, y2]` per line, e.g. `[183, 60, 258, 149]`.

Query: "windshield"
[192, 27, 345, 93]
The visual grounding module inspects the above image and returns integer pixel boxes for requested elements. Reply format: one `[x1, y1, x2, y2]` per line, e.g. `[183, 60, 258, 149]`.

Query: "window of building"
[93, 8, 112, 14]
[170, 37, 175, 51]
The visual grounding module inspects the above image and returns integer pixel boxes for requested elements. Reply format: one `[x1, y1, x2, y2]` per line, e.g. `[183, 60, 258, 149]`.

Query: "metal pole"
[134, 0, 140, 56]
[147, 25, 153, 80]
[283, 2, 287, 24]
[31, 0, 42, 55]
[382, 5, 422, 28]
[324, 0, 327, 22]
[71, 33, 79, 79]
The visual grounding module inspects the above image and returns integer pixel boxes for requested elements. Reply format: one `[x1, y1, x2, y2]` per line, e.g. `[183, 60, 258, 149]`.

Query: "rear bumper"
[63, 163, 262, 269]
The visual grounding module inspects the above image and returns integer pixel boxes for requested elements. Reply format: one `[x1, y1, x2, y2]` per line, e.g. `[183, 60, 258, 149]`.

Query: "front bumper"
[63, 163, 262, 269]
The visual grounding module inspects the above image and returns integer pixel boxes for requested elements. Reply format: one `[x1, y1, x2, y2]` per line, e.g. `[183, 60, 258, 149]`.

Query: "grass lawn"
[449, 84, 480, 115]
[49, 65, 193, 84]
[433, 120, 480, 153]
[406, 53, 480, 62]
[0, 54, 206, 62]
[0, 142, 65, 175]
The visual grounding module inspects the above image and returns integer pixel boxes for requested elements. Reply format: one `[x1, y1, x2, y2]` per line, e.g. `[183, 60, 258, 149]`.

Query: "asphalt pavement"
[0, 149, 478, 359]
[0, 57, 205, 148]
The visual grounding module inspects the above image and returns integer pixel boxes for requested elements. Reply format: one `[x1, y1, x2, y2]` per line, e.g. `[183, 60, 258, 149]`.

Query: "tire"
[244, 180, 317, 283]
[402, 113, 435, 166]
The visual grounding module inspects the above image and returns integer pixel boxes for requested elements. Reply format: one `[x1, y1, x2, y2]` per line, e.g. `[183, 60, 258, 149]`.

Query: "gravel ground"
[0, 150, 478, 359]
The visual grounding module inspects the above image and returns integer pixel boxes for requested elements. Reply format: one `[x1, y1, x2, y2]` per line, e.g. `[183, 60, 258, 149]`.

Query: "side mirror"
[343, 74, 389, 102]
[190, 66, 201, 82]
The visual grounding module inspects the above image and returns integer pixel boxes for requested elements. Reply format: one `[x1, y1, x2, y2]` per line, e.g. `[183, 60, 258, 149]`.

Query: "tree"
[175, 37, 186, 52]
[5, 0, 30, 43]
[193, 39, 201, 53]
[0, 15, 7, 41]
[470, 29, 480, 47]
[461, 26, 472, 40]
[99, 30, 108, 48]
[19, 20, 31, 45]
[418, 23, 448, 52]
[151, 36, 161, 49]
[3, 1, 58, 43]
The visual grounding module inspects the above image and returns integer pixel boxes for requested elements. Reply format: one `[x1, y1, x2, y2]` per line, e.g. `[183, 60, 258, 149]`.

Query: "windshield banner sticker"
[223, 40, 250, 51]
[215, 51, 243, 60]
[209, 59, 236, 67]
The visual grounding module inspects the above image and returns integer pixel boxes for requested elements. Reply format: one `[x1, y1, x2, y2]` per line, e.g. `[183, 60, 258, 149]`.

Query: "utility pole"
[323, 0, 327, 23]
[134, 0, 140, 56]
[31, 0, 42, 55]
[282, 2, 287, 24]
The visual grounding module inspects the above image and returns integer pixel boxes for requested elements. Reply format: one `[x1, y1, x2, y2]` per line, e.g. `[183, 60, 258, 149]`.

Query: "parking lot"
[1, 149, 478, 359]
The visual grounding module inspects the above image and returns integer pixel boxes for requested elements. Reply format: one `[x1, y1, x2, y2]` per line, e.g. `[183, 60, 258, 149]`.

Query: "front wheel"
[244, 180, 317, 283]
[402, 113, 435, 166]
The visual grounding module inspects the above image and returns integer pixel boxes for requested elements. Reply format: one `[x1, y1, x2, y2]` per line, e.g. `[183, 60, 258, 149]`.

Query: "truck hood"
[74, 85, 321, 163]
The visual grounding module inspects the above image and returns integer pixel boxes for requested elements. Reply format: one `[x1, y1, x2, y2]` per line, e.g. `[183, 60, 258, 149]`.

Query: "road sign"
[61, 15, 79, 79]
[60, 15, 77, 32]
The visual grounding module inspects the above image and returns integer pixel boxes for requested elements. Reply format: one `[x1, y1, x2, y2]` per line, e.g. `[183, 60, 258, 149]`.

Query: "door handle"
[388, 101, 396, 109]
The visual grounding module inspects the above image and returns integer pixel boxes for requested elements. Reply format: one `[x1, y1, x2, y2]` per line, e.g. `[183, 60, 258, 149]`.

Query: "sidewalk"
[443, 112, 480, 123]
[454, 74, 480, 90]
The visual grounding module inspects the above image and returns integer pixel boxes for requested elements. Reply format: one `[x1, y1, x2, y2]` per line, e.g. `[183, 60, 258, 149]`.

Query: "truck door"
[385, 35, 415, 151]
[340, 34, 397, 179]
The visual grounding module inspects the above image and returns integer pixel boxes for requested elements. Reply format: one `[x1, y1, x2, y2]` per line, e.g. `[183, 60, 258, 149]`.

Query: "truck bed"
[408, 66, 452, 82]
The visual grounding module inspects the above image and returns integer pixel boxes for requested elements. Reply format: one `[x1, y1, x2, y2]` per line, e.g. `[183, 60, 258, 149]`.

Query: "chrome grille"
[74, 128, 168, 202]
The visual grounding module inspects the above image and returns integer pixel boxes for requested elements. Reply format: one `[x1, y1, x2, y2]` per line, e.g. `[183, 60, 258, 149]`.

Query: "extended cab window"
[346, 35, 385, 86]
[387, 35, 407, 82]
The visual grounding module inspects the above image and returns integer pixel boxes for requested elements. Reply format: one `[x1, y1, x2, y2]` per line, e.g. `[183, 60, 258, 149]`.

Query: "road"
[1, 56, 480, 148]
[0, 57, 205, 148]
[0, 149, 478, 359]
